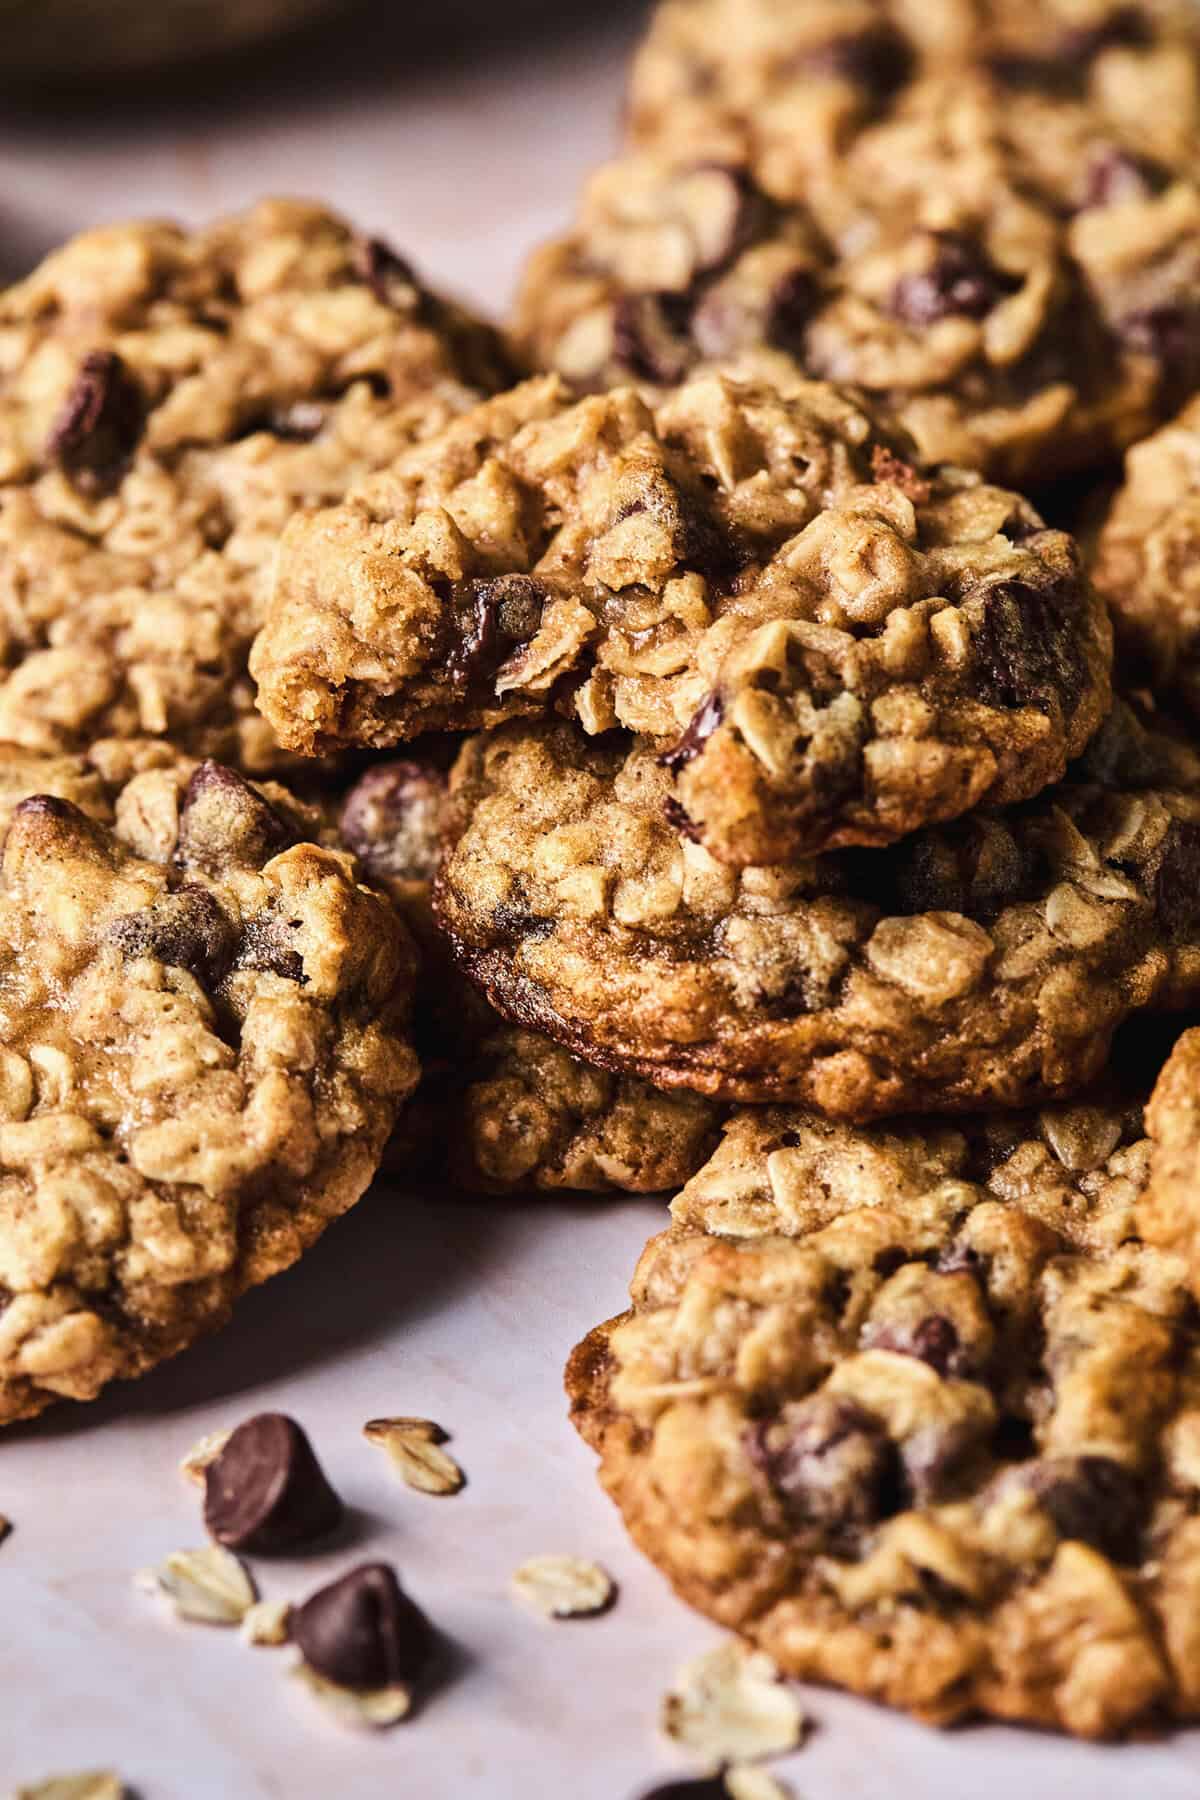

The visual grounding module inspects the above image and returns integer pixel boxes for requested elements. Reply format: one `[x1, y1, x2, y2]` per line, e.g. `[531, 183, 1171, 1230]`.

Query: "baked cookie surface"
[434, 703, 1200, 1117]
[338, 757, 722, 1195]
[517, 69, 1200, 482]
[0, 756, 418, 1425]
[0, 199, 510, 771]
[567, 1080, 1200, 1736]
[256, 366, 1111, 864]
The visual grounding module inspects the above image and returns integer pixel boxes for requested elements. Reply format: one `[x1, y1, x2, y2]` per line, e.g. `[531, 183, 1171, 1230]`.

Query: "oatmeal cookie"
[338, 757, 721, 1194]
[1093, 396, 1200, 719]
[517, 73, 1200, 482]
[0, 758, 419, 1425]
[566, 1088, 1200, 1735]
[1139, 1025, 1200, 1288]
[434, 702, 1200, 1117]
[256, 365, 1110, 863]
[0, 199, 510, 772]
[625, 0, 1200, 178]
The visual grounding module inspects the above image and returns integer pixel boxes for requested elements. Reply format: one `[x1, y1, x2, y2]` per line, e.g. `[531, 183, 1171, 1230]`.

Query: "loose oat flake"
[363, 1416, 464, 1495]
[179, 1427, 232, 1485]
[661, 1642, 805, 1766]
[293, 1661, 413, 1728]
[510, 1554, 615, 1618]
[16, 1776, 124, 1800]
[242, 1598, 293, 1647]
[137, 1545, 257, 1625]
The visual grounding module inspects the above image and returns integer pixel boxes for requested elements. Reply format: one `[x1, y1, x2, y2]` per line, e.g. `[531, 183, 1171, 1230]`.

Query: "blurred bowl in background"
[0, 0, 348, 81]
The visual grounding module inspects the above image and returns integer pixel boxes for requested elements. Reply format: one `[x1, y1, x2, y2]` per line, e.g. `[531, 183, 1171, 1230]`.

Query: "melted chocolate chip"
[663, 796, 702, 841]
[339, 761, 448, 884]
[47, 350, 145, 495]
[659, 691, 725, 774]
[445, 574, 549, 694]
[177, 761, 295, 875]
[746, 1393, 901, 1537]
[611, 292, 696, 384]
[890, 232, 1020, 327]
[232, 915, 307, 983]
[864, 1313, 966, 1378]
[969, 575, 1089, 718]
[292, 1561, 434, 1691]
[203, 1413, 343, 1553]
[353, 235, 422, 311]
[108, 886, 237, 986]
[1023, 1454, 1142, 1561]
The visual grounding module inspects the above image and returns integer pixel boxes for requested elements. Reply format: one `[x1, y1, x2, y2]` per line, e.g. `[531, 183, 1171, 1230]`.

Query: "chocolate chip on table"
[203, 1413, 343, 1553]
[339, 761, 449, 884]
[890, 232, 1020, 327]
[292, 1561, 435, 1692]
[47, 350, 145, 496]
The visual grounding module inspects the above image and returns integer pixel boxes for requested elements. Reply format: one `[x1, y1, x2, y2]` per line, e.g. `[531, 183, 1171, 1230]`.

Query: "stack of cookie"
[6, 0, 1200, 1750]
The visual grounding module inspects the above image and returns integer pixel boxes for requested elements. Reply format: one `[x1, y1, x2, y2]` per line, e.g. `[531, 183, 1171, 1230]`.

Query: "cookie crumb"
[661, 1642, 806, 1765]
[138, 1545, 257, 1625]
[511, 1554, 616, 1618]
[363, 1417, 465, 1494]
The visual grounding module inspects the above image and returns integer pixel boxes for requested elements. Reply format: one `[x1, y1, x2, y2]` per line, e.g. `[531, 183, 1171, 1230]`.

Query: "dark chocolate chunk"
[339, 761, 448, 884]
[659, 691, 725, 774]
[968, 574, 1089, 718]
[745, 1393, 901, 1536]
[203, 1412, 343, 1552]
[890, 231, 1020, 327]
[1021, 1454, 1142, 1561]
[863, 1313, 966, 1378]
[292, 1561, 434, 1691]
[663, 796, 702, 841]
[47, 350, 145, 495]
[108, 886, 237, 986]
[611, 292, 697, 384]
[766, 266, 818, 356]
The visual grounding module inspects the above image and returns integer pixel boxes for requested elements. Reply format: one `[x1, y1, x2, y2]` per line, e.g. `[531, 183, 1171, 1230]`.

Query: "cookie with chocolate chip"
[518, 67, 1200, 482]
[337, 757, 722, 1194]
[257, 365, 1111, 864]
[0, 758, 418, 1426]
[0, 199, 510, 772]
[567, 1077, 1200, 1736]
[434, 701, 1200, 1117]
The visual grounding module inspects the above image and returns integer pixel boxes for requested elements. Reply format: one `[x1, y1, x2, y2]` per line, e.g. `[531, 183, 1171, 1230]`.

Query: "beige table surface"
[3, 7, 1200, 1795]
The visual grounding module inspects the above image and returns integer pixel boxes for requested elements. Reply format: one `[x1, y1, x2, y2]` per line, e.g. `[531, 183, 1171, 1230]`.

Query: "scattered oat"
[138, 1545, 257, 1625]
[511, 1554, 615, 1618]
[242, 1598, 293, 1647]
[726, 1767, 795, 1800]
[363, 1417, 464, 1495]
[179, 1427, 232, 1485]
[293, 1661, 413, 1728]
[15, 1777, 124, 1800]
[661, 1642, 805, 1767]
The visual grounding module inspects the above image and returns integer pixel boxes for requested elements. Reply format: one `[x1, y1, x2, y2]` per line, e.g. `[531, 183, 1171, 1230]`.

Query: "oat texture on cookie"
[434, 702, 1200, 1117]
[566, 1073, 1200, 1735]
[0, 199, 510, 771]
[0, 757, 418, 1425]
[258, 364, 1111, 865]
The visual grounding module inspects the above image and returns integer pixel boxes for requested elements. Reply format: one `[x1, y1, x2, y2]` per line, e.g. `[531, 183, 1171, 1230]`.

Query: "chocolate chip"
[663, 796, 702, 841]
[890, 232, 1020, 327]
[177, 761, 294, 875]
[1079, 146, 1167, 209]
[47, 350, 145, 495]
[1060, 4, 1151, 60]
[292, 1561, 434, 1691]
[611, 292, 697, 384]
[680, 164, 775, 275]
[745, 1393, 901, 1537]
[445, 574, 549, 694]
[339, 761, 448, 884]
[232, 915, 307, 983]
[659, 691, 725, 775]
[863, 1313, 966, 1378]
[1021, 1455, 1142, 1561]
[1118, 305, 1200, 391]
[798, 21, 913, 94]
[353, 235, 423, 311]
[969, 575, 1089, 718]
[203, 1413, 343, 1553]
[766, 266, 818, 356]
[108, 885, 237, 986]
